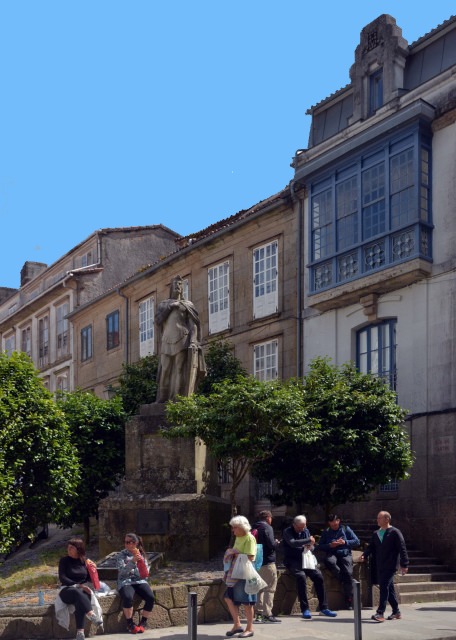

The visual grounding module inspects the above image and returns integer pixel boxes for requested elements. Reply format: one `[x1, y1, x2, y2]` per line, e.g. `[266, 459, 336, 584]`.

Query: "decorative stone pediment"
[349, 14, 409, 123]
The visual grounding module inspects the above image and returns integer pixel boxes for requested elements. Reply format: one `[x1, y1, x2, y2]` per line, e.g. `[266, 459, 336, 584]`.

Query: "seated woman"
[116, 532, 155, 634]
[224, 515, 257, 638]
[57, 538, 103, 640]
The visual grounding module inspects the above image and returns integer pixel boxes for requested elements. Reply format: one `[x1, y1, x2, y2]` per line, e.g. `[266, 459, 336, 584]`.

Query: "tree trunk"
[229, 484, 238, 517]
[83, 517, 90, 545]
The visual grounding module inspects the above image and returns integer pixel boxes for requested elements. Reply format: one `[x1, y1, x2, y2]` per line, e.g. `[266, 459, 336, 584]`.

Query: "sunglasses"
[125, 540, 135, 544]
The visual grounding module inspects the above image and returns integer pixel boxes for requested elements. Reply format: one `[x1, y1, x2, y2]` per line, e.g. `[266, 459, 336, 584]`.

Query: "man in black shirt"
[252, 510, 281, 624]
[282, 515, 337, 619]
[360, 511, 408, 622]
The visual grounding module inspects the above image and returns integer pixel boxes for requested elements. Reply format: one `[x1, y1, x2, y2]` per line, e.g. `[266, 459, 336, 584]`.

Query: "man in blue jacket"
[360, 511, 409, 622]
[318, 514, 360, 609]
[282, 515, 337, 619]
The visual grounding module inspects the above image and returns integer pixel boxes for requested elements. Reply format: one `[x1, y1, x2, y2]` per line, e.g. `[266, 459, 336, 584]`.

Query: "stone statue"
[155, 275, 206, 403]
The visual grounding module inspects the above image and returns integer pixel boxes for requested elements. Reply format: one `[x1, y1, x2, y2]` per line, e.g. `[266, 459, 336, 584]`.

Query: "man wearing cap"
[318, 514, 360, 609]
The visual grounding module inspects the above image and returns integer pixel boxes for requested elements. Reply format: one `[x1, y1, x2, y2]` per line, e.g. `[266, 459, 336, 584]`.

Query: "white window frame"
[56, 302, 69, 360]
[182, 279, 189, 300]
[39, 316, 49, 367]
[56, 370, 69, 393]
[139, 297, 154, 357]
[81, 325, 92, 362]
[21, 326, 31, 358]
[208, 261, 230, 335]
[254, 339, 278, 381]
[5, 333, 15, 355]
[253, 240, 278, 319]
[81, 251, 92, 267]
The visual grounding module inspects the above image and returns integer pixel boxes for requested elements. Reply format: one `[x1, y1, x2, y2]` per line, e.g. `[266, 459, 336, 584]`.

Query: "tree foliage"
[253, 357, 414, 515]
[57, 390, 127, 542]
[196, 338, 246, 396]
[0, 352, 79, 553]
[163, 376, 318, 515]
[116, 355, 159, 415]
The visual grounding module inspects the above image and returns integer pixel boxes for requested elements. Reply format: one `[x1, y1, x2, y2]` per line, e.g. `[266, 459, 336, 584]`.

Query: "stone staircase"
[396, 548, 456, 604]
[350, 520, 456, 605]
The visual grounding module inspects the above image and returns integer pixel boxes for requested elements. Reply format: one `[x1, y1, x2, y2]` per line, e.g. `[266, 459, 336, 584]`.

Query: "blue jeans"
[377, 572, 399, 615]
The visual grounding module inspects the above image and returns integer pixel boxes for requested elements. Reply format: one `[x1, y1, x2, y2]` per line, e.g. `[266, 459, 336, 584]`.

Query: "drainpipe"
[117, 289, 129, 364]
[292, 180, 304, 379]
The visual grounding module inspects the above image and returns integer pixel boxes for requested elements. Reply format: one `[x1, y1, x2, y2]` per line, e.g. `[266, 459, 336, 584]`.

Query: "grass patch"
[0, 543, 67, 595]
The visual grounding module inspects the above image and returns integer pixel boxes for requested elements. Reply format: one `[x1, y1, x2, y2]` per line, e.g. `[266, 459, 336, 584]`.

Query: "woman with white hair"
[224, 515, 257, 638]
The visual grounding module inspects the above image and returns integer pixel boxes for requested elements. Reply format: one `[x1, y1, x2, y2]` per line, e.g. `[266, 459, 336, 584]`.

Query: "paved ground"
[75, 602, 456, 640]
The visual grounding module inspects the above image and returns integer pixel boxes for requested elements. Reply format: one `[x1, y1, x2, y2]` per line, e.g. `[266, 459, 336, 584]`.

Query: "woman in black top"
[58, 538, 103, 640]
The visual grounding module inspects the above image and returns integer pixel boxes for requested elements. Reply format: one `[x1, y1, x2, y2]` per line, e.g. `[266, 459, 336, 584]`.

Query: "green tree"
[0, 352, 79, 552]
[197, 338, 246, 396]
[57, 390, 127, 542]
[0, 451, 23, 554]
[163, 376, 318, 515]
[254, 357, 414, 516]
[116, 355, 159, 415]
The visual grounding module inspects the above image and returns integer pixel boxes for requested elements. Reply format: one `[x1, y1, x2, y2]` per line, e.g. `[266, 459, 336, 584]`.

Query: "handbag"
[86, 560, 100, 590]
[302, 549, 318, 570]
[137, 555, 149, 579]
[253, 543, 263, 571]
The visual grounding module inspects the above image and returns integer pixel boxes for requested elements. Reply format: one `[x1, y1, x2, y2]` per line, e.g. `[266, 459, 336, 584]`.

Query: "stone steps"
[408, 564, 450, 573]
[346, 522, 456, 605]
[396, 572, 456, 583]
[398, 581, 456, 593]
[399, 589, 456, 604]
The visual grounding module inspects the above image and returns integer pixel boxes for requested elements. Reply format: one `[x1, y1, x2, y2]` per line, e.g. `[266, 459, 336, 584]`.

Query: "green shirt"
[378, 528, 386, 542]
[234, 532, 257, 557]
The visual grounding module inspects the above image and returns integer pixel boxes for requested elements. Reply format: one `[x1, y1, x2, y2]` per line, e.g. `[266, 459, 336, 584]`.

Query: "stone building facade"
[68, 188, 298, 514]
[291, 14, 456, 566]
[0, 226, 179, 392]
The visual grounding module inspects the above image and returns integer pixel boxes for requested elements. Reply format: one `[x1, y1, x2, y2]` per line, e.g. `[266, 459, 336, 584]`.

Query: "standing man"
[319, 514, 360, 609]
[360, 511, 409, 622]
[282, 515, 337, 619]
[252, 510, 281, 624]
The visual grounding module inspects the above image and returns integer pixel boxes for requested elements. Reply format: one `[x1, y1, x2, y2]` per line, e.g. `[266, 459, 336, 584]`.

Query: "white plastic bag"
[302, 549, 318, 570]
[232, 553, 250, 579]
[244, 565, 268, 594]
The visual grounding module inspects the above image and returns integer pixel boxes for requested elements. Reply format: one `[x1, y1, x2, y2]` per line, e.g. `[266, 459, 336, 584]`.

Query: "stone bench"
[0, 559, 368, 639]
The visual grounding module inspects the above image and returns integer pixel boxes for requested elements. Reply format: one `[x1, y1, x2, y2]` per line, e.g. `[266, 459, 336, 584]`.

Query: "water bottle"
[38, 590, 44, 606]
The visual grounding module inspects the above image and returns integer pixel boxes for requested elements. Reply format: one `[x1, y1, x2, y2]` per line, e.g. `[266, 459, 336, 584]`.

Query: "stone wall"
[0, 564, 368, 639]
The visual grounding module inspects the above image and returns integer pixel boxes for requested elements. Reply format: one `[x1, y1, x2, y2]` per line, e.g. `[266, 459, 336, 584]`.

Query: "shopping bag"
[245, 569, 268, 594]
[302, 549, 318, 570]
[253, 543, 263, 571]
[232, 553, 250, 579]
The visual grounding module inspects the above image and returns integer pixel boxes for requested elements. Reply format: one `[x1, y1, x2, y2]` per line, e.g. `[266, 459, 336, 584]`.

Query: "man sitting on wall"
[318, 514, 360, 609]
[282, 515, 337, 620]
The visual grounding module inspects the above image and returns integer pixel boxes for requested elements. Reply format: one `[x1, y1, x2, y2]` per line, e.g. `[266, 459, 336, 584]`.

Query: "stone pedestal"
[98, 403, 231, 561]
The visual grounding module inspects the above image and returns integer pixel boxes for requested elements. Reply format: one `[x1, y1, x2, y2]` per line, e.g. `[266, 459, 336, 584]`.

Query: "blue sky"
[1, 2, 455, 289]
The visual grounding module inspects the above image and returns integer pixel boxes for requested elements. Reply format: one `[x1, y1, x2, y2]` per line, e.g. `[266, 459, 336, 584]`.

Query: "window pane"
[357, 321, 397, 390]
[254, 341, 278, 381]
